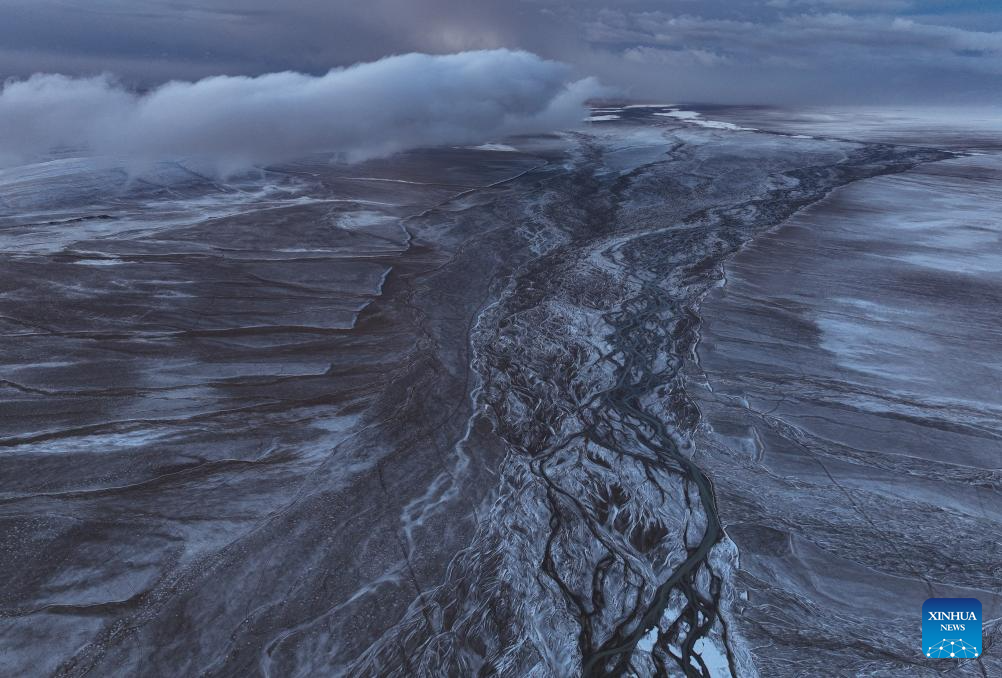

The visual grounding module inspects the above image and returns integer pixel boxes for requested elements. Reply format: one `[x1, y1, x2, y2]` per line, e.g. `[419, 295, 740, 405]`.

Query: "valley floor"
[0, 106, 998, 677]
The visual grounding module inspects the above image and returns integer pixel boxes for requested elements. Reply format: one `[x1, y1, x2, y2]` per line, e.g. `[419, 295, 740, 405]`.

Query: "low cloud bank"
[0, 50, 600, 172]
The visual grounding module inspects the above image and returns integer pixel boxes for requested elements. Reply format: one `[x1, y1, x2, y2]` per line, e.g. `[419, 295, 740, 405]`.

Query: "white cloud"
[0, 50, 602, 173]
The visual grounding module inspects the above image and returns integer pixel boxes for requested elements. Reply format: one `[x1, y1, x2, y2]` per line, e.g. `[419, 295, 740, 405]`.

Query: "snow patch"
[337, 210, 396, 230]
[469, 143, 518, 152]
[654, 110, 700, 120]
[693, 638, 731, 677]
[655, 110, 757, 131]
[637, 626, 659, 654]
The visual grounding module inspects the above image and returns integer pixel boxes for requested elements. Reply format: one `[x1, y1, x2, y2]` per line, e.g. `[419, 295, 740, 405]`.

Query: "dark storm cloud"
[1, 0, 1000, 103]
[0, 50, 600, 172]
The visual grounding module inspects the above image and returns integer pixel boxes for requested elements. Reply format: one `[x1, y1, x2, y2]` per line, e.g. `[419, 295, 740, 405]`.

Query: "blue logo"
[923, 598, 981, 659]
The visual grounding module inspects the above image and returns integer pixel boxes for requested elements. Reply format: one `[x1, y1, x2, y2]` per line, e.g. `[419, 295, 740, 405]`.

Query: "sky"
[1, 1, 1000, 171]
[2, 0, 1001, 104]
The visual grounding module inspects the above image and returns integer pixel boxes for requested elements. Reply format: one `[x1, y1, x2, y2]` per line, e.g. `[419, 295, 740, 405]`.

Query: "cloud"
[766, 0, 914, 10]
[2, 1, 1000, 106]
[623, 46, 730, 68]
[576, 7, 1002, 103]
[587, 9, 1002, 63]
[0, 49, 601, 172]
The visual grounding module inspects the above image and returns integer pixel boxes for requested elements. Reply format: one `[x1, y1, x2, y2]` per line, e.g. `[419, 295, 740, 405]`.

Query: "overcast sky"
[2, 0, 1000, 103]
